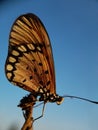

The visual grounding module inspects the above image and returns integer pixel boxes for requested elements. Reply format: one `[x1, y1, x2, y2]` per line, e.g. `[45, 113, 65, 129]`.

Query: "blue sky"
[0, 0, 98, 130]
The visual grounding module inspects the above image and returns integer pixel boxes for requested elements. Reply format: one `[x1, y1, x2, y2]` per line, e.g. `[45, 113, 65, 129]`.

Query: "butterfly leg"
[34, 102, 46, 122]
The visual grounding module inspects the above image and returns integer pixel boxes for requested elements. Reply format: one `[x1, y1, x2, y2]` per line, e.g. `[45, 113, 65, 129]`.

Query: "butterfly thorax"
[38, 87, 64, 105]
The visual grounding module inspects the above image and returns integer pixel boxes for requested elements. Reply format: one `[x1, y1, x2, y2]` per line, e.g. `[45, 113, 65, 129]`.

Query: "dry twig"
[18, 93, 36, 130]
[21, 106, 33, 130]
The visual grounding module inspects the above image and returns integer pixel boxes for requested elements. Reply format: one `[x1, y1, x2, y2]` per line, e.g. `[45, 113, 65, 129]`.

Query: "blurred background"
[0, 0, 98, 130]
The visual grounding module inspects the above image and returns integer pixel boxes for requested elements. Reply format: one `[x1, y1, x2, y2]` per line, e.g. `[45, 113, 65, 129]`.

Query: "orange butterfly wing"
[5, 13, 56, 94]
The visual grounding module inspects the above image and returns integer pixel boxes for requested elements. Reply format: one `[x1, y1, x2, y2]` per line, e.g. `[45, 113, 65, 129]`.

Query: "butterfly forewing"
[5, 13, 56, 94]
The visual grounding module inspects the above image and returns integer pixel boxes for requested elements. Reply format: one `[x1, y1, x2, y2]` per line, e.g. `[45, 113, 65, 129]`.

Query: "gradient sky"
[0, 0, 98, 130]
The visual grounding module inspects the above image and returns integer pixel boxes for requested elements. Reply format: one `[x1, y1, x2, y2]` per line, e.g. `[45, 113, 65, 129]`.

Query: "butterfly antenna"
[62, 95, 98, 104]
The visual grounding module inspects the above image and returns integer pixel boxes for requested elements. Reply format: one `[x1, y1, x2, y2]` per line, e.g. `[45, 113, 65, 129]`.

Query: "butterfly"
[5, 13, 98, 121]
[5, 13, 64, 107]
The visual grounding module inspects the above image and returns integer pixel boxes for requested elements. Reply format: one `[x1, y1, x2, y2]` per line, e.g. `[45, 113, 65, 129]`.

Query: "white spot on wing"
[12, 50, 19, 56]
[9, 56, 16, 63]
[6, 72, 12, 79]
[6, 64, 13, 71]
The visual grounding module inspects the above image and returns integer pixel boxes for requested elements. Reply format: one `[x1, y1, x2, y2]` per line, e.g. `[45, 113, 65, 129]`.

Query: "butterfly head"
[55, 96, 64, 105]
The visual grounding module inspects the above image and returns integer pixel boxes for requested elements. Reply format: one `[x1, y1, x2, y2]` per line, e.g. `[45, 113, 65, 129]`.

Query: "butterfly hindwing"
[5, 13, 56, 94]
